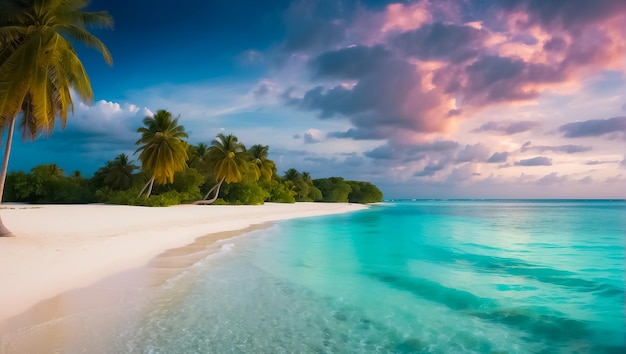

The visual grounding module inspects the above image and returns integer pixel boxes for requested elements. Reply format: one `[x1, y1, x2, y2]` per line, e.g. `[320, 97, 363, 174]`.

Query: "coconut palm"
[0, 0, 112, 237]
[283, 168, 300, 182]
[283, 168, 311, 201]
[195, 133, 247, 204]
[135, 110, 188, 198]
[103, 153, 138, 191]
[188, 142, 209, 169]
[248, 144, 275, 182]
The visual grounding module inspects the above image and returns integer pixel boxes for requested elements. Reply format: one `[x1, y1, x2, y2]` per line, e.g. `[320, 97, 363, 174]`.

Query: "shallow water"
[7, 200, 626, 353]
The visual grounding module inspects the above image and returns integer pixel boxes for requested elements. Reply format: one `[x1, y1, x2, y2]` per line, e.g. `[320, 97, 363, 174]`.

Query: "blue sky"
[5, 0, 626, 199]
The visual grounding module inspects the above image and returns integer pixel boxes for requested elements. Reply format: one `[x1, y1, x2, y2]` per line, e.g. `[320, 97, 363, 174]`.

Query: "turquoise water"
[111, 201, 625, 353]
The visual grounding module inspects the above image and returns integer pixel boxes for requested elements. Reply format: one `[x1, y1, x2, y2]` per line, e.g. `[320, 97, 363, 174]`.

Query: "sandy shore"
[0, 202, 367, 323]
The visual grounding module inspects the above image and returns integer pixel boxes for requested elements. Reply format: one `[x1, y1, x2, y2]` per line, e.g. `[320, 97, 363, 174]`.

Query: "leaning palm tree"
[0, 0, 112, 237]
[248, 144, 276, 183]
[194, 133, 247, 204]
[135, 110, 188, 198]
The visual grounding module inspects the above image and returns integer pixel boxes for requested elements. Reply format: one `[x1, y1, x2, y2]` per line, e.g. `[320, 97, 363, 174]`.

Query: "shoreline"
[0, 202, 367, 324]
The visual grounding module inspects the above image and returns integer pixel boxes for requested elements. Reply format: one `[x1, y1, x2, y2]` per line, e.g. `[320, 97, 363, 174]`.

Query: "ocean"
[12, 200, 626, 353]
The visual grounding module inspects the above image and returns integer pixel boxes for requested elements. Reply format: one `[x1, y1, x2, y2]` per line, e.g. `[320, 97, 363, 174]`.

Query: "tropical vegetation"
[2, 129, 383, 207]
[0, 0, 113, 236]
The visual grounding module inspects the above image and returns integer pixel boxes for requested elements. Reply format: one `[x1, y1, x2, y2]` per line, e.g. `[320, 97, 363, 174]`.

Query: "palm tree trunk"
[194, 177, 225, 205]
[0, 116, 17, 237]
[145, 177, 155, 199]
[203, 177, 225, 200]
[138, 175, 155, 199]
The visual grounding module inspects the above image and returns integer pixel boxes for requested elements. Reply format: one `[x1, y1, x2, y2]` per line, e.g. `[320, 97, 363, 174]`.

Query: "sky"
[5, 0, 626, 199]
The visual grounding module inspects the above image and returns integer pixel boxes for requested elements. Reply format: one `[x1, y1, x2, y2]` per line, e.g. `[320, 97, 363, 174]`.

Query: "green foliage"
[3, 164, 95, 203]
[95, 188, 192, 207]
[313, 177, 352, 203]
[307, 185, 323, 201]
[282, 168, 321, 201]
[171, 168, 204, 198]
[221, 183, 269, 205]
[95, 187, 142, 206]
[347, 181, 383, 203]
[92, 153, 138, 191]
[261, 180, 296, 203]
[143, 191, 184, 207]
[210, 198, 229, 205]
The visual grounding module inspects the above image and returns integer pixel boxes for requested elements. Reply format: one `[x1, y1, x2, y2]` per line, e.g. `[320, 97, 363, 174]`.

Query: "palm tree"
[188, 142, 209, 169]
[195, 133, 247, 204]
[104, 153, 138, 191]
[248, 144, 275, 182]
[0, 0, 112, 236]
[135, 110, 188, 198]
[283, 168, 300, 182]
[283, 168, 310, 201]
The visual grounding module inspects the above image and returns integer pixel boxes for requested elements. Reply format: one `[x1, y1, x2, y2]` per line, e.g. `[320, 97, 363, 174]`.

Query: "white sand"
[0, 202, 367, 322]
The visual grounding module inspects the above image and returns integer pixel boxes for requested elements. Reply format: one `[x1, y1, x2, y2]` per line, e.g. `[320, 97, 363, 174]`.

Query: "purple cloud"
[415, 161, 447, 177]
[455, 143, 490, 163]
[585, 160, 607, 165]
[494, 0, 626, 32]
[393, 22, 487, 63]
[487, 152, 509, 163]
[558, 116, 626, 138]
[474, 120, 541, 135]
[536, 172, 567, 185]
[521, 143, 592, 154]
[515, 156, 553, 166]
[287, 45, 441, 139]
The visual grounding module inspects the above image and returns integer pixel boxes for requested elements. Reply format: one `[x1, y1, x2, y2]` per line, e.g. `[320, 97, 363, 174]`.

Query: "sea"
[6, 200, 626, 353]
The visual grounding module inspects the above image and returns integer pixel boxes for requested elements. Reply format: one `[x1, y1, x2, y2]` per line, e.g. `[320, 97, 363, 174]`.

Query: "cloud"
[494, 0, 626, 32]
[558, 116, 626, 138]
[252, 80, 278, 101]
[415, 160, 447, 177]
[447, 163, 480, 182]
[303, 128, 323, 144]
[487, 152, 509, 163]
[55, 98, 152, 153]
[585, 160, 608, 165]
[285, 43, 462, 140]
[455, 143, 490, 163]
[393, 22, 488, 63]
[515, 156, 553, 166]
[450, 55, 568, 106]
[520, 142, 592, 154]
[364, 144, 394, 160]
[473, 120, 541, 135]
[536, 172, 567, 185]
[275, 0, 626, 150]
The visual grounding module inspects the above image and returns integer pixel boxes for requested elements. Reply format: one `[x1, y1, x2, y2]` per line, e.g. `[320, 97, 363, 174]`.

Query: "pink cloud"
[382, 2, 432, 33]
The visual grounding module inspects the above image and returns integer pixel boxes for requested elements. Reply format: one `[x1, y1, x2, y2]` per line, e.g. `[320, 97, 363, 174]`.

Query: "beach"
[0, 202, 367, 324]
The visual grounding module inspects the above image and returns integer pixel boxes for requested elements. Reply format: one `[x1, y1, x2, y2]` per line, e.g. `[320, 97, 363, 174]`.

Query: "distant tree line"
[3, 110, 382, 206]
